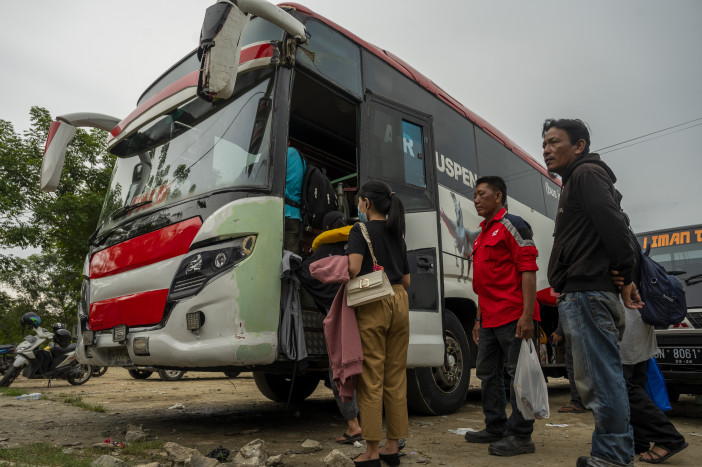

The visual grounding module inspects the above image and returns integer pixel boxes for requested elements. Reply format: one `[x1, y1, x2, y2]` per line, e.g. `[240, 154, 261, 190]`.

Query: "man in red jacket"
[465, 176, 539, 457]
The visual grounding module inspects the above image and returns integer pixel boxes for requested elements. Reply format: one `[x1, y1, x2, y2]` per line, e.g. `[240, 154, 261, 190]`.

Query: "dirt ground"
[1, 369, 701, 466]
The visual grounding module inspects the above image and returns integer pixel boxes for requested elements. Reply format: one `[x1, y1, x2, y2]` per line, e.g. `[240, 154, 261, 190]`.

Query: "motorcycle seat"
[51, 343, 77, 357]
[0, 345, 15, 351]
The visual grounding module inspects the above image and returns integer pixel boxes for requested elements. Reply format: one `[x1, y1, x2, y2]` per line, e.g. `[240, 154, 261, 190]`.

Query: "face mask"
[358, 211, 368, 223]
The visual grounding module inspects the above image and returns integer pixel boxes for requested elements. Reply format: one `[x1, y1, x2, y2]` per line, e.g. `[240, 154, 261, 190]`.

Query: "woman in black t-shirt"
[348, 181, 410, 467]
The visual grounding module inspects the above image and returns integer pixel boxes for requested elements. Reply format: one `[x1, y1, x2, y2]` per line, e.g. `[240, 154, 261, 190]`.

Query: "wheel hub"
[431, 333, 463, 393]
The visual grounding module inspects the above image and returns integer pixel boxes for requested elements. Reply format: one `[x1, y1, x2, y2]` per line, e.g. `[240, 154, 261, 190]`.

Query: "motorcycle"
[0, 344, 16, 375]
[0, 313, 92, 387]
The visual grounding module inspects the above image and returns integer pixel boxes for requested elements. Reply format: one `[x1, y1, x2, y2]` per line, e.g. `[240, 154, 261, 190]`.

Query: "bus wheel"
[128, 369, 153, 380]
[407, 310, 470, 415]
[253, 372, 319, 403]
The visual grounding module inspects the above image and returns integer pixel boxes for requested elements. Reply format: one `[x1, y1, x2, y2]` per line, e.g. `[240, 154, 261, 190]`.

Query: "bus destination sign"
[639, 227, 702, 251]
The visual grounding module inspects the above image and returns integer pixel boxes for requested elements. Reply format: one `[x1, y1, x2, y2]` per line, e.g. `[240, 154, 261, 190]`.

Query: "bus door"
[362, 96, 444, 367]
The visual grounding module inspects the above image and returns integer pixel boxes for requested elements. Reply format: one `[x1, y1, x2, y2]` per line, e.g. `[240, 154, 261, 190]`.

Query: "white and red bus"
[41, 1, 561, 414]
[638, 225, 702, 400]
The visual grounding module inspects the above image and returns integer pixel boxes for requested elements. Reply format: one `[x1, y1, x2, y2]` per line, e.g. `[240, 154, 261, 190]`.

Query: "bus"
[40, 1, 562, 415]
[637, 225, 702, 400]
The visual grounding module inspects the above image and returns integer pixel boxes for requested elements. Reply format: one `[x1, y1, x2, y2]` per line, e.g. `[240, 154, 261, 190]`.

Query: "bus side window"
[369, 107, 402, 181]
[402, 120, 427, 188]
[366, 100, 433, 210]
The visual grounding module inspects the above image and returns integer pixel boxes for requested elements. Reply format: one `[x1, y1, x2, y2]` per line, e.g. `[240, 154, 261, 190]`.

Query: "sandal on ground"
[557, 403, 586, 413]
[379, 452, 400, 466]
[640, 442, 689, 464]
[337, 432, 363, 444]
[352, 454, 380, 467]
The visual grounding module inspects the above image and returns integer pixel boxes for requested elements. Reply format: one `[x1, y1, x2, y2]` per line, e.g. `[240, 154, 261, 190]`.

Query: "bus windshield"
[646, 240, 702, 308]
[96, 69, 275, 237]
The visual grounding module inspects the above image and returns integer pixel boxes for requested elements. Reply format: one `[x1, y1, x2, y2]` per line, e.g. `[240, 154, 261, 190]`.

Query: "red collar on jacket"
[479, 207, 507, 232]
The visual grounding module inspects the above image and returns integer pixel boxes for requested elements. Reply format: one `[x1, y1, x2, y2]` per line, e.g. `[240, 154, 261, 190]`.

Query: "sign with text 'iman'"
[639, 227, 702, 250]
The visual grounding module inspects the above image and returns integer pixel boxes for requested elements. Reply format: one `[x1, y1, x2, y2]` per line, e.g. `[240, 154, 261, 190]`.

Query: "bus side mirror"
[197, 1, 250, 102]
[40, 113, 120, 192]
[40, 120, 77, 192]
[196, 0, 308, 103]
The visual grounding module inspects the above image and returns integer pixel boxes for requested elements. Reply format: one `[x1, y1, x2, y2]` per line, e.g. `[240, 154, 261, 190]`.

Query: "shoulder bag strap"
[357, 222, 379, 267]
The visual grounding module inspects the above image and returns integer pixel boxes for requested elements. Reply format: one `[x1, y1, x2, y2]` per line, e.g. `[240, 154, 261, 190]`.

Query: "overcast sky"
[1, 0, 701, 235]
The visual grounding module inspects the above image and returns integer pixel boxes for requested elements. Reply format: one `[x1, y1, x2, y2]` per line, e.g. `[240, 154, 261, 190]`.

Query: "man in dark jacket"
[542, 118, 643, 467]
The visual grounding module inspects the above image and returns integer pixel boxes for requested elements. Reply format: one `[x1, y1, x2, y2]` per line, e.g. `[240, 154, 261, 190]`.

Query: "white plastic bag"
[513, 339, 550, 420]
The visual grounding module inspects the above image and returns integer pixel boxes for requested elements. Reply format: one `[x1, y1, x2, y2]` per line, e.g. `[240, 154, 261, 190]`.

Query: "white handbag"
[346, 223, 395, 307]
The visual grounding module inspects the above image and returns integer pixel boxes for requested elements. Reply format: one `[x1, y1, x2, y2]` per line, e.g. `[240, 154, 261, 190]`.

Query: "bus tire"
[407, 310, 470, 415]
[128, 369, 153, 380]
[253, 371, 319, 403]
[223, 369, 241, 378]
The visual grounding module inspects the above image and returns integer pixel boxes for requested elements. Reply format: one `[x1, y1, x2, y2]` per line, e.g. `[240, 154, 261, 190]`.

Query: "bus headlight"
[168, 235, 256, 300]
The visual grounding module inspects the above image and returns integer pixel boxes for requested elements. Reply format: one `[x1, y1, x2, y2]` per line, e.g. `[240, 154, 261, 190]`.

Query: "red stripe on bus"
[89, 289, 169, 331]
[90, 217, 202, 279]
[110, 43, 274, 140]
[239, 43, 275, 63]
[44, 121, 61, 155]
[111, 71, 199, 138]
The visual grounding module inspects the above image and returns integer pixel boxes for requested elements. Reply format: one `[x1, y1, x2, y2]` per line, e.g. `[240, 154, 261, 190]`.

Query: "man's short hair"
[542, 118, 591, 155]
[475, 175, 507, 208]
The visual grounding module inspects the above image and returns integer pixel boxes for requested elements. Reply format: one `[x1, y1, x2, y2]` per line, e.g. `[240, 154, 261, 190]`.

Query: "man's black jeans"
[623, 361, 685, 454]
[476, 319, 534, 437]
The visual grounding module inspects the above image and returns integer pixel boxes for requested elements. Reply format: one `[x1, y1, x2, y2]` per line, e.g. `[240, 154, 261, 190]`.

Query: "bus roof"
[280, 3, 559, 184]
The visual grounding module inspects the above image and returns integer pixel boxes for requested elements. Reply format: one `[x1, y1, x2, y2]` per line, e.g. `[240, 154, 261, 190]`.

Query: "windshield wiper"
[110, 200, 153, 221]
[87, 200, 154, 246]
[685, 273, 702, 287]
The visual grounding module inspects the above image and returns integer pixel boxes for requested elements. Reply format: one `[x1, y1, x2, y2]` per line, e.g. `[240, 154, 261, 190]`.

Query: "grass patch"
[120, 439, 165, 456]
[59, 395, 107, 413]
[86, 440, 167, 465]
[0, 443, 93, 467]
[45, 393, 107, 413]
[0, 389, 107, 412]
[0, 387, 27, 397]
[0, 441, 166, 466]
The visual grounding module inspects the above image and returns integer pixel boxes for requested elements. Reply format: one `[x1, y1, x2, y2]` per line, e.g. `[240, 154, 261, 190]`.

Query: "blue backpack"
[636, 241, 687, 327]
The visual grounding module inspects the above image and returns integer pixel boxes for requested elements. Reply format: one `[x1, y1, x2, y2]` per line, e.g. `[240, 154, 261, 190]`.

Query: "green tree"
[0, 107, 114, 341]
